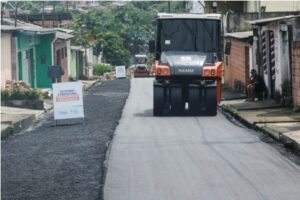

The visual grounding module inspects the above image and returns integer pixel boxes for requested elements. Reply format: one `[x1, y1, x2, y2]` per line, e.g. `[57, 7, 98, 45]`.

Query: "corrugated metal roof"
[1, 19, 73, 39]
[53, 28, 74, 34]
[157, 13, 221, 20]
[71, 46, 85, 51]
[0, 25, 20, 31]
[225, 31, 253, 39]
[56, 31, 74, 40]
[247, 15, 300, 25]
[1, 18, 55, 34]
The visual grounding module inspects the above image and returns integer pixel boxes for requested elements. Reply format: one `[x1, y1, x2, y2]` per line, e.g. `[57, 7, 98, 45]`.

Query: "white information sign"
[115, 66, 126, 78]
[53, 82, 84, 120]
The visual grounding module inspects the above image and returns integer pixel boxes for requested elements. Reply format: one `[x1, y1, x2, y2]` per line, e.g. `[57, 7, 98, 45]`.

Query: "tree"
[70, 1, 188, 67]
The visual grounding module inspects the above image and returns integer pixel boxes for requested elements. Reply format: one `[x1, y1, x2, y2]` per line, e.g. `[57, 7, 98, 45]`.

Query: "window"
[41, 54, 46, 64]
[56, 50, 61, 65]
[65, 47, 67, 57]
[225, 41, 231, 55]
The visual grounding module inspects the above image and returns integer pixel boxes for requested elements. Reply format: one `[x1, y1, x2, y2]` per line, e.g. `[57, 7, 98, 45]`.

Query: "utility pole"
[256, 0, 262, 75]
[257, 0, 261, 19]
[42, 1, 45, 27]
[14, 3, 18, 27]
[168, 1, 170, 13]
[1, 2, 5, 24]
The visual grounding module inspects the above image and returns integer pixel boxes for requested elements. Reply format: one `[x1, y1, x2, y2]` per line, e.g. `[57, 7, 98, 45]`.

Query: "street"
[1, 2, 300, 200]
[104, 78, 300, 200]
[1, 79, 130, 200]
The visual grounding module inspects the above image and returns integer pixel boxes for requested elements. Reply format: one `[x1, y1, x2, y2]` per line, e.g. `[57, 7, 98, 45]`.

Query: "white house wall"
[67, 40, 71, 78]
[1, 32, 12, 88]
[262, 22, 290, 95]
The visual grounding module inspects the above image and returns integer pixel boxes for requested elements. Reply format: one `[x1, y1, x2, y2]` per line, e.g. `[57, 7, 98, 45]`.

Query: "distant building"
[204, 1, 300, 14]
[245, 1, 300, 12]
[188, 1, 205, 14]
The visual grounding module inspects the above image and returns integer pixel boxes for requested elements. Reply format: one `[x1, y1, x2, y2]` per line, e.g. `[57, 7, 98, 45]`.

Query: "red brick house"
[223, 31, 253, 93]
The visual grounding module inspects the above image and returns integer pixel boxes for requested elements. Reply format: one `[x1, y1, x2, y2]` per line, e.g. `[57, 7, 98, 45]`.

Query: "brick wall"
[224, 38, 250, 93]
[292, 41, 300, 106]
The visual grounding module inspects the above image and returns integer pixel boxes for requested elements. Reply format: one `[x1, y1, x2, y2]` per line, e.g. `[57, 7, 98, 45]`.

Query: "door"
[19, 50, 31, 86]
[29, 48, 35, 87]
[18, 52, 22, 81]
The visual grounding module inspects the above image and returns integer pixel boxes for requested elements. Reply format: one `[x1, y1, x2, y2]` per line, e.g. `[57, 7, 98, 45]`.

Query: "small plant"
[10, 88, 26, 100]
[281, 80, 293, 107]
[28, 89, 43, 100]
[1, 88, 43, 100]
[93, 64, 111, 75]
[1, 89, 11, 100]
[293, 106, 300, 113]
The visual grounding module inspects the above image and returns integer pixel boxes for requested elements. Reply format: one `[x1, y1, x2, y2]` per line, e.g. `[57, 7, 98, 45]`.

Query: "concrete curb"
[1, 80, 101, 140]
[220, 96, 247, 101]
[83, 79, 101, 91]
[1, 114, 36, 140]
[219, 105, 300, 153]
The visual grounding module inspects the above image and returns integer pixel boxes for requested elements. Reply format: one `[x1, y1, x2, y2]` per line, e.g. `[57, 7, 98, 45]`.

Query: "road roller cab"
[150, 13, 223, 116]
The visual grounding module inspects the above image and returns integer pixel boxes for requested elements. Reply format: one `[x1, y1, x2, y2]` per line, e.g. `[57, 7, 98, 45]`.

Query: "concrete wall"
[1, 32, 12, 88]
[258, 22, 291, 96]
[33, 20, 72, 28]
[246, 1, 300, 12]
[292, 41, 300, 106]
[204, 1, 244, 14]
[224, 38, 252, 93]
[225, 12, 298, 33]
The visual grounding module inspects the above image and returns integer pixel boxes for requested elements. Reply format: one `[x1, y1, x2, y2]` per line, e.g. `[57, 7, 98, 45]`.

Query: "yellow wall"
[246, 0, 300, 12]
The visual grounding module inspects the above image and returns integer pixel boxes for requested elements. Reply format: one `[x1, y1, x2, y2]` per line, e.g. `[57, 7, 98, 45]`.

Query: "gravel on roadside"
[1, 79, 130, 200]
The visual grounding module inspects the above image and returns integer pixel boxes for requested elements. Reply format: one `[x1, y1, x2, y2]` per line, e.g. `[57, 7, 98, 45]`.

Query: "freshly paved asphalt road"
[1, 79, 130, 200]
[104, 78, 300, 200]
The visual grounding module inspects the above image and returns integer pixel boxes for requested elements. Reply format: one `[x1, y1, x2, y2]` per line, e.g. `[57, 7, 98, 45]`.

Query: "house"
[1, 26, 19, 88]
[245, 1, 300, 12]
[16, 26, 56, 88]
[249, 15, 300, 106]
[53, 31, 73, 82]
[204, 1, 300, 14]
[223, 31, 253, 93]
[204, 1, 300, 107]
[70, 45, 99, 80]
[1, 19, 74, 89]
[70, 46, 85, 80]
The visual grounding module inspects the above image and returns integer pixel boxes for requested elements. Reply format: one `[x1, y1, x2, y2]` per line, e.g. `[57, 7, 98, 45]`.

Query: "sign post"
[115, 66, 126, 79]
[52, 82, 84, 125]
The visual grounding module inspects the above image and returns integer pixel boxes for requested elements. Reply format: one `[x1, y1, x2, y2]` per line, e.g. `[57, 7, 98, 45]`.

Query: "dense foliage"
[4, 1, 188, 67]
[93, 63, 111, 75]
[70, 1, 188, 67]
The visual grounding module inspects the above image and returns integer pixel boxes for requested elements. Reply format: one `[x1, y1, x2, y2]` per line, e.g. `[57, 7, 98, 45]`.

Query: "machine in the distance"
[133, 54, 150, 77]
[149, 13, 223, 116]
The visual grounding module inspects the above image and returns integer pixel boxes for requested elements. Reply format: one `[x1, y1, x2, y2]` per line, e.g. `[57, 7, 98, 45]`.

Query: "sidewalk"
[1, 79, 100, 140]
[220, 90, 300, 152]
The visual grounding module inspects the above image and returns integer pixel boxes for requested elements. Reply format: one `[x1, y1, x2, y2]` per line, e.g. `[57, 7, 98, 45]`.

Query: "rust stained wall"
[224, 38, 251, 93]
[292, 41, 300, 106]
